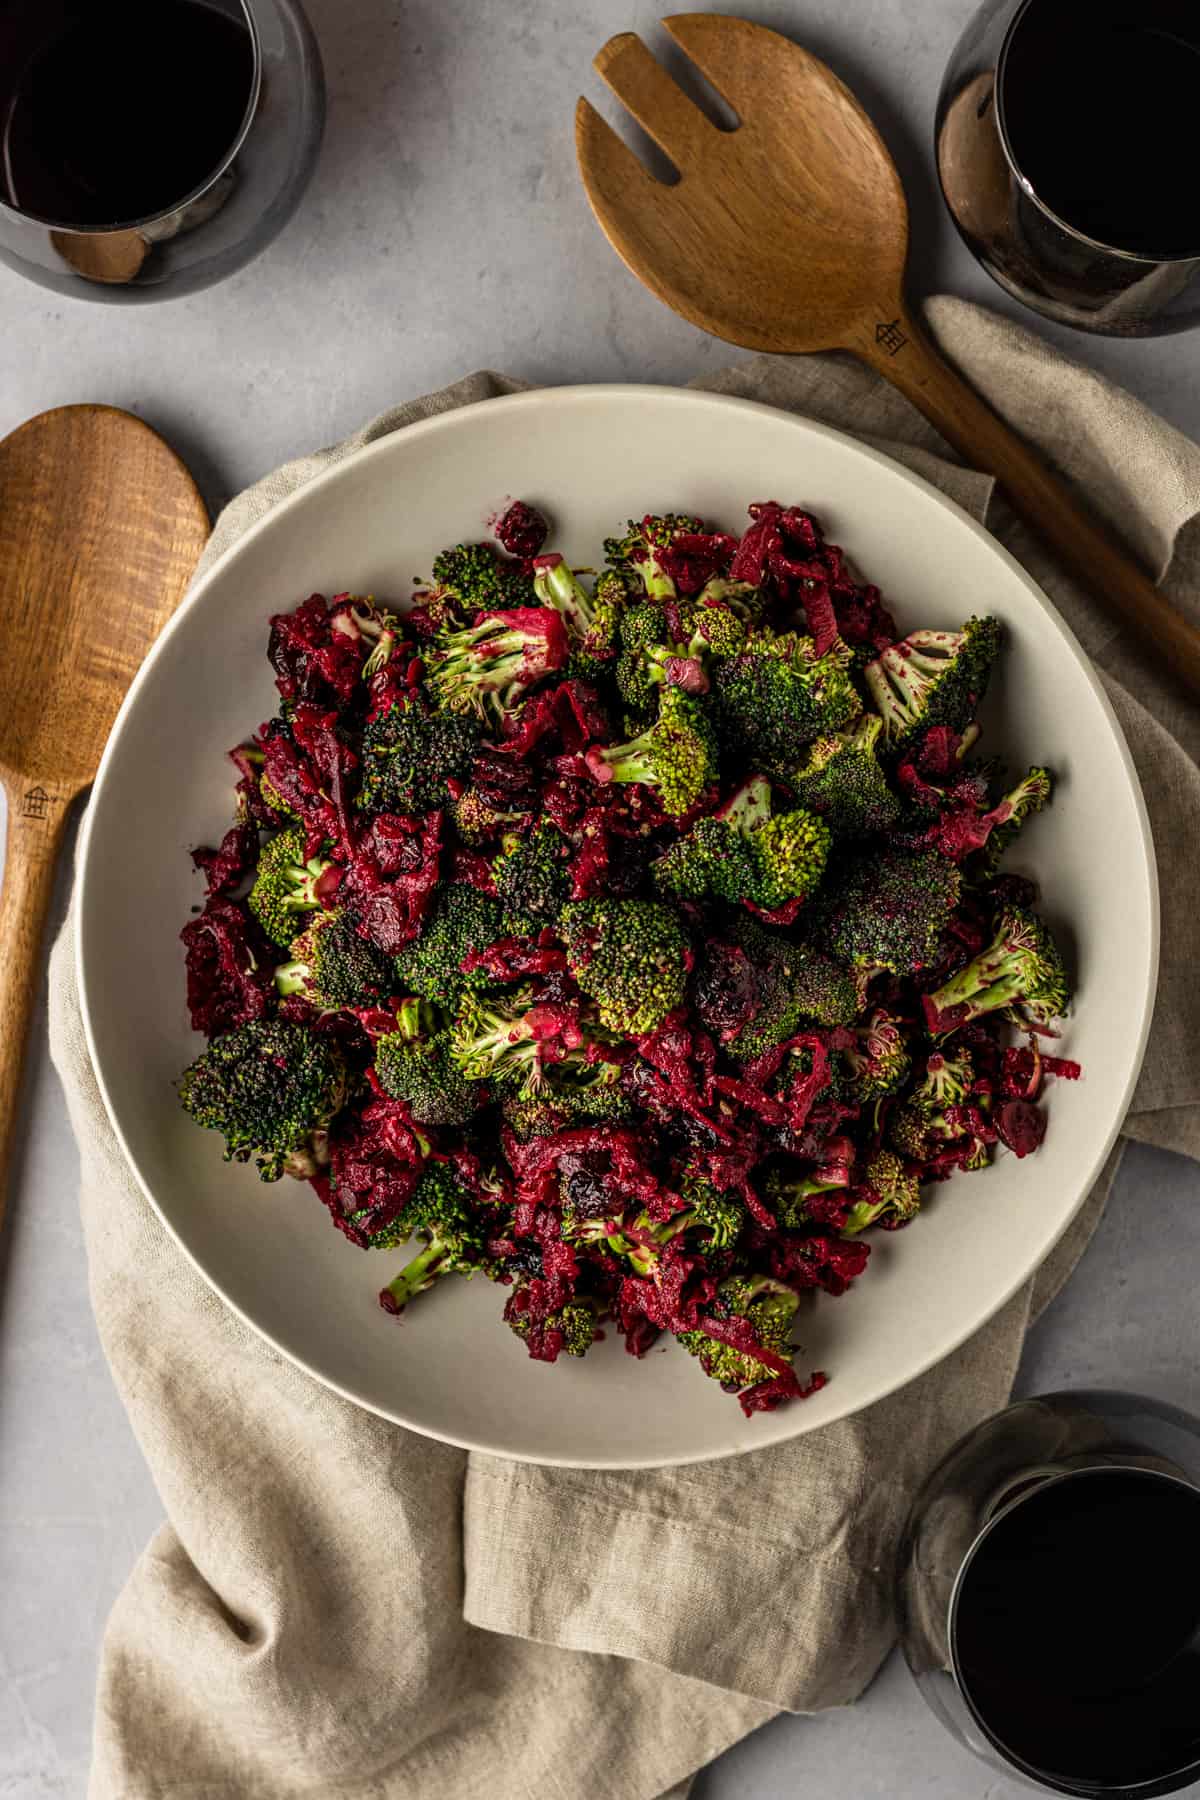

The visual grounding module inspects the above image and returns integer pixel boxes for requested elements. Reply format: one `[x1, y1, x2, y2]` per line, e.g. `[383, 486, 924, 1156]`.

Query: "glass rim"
[994, 0, 1200, 268]
[948, 1463, 1200, 1799]
[0, 0, 263, 236]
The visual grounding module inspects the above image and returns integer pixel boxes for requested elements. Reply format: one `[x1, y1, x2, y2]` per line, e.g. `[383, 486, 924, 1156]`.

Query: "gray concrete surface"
[0, 1, 1197, 1794]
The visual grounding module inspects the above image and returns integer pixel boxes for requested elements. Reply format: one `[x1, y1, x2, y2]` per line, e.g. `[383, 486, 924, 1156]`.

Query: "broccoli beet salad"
[178, 498, 1080, 1416]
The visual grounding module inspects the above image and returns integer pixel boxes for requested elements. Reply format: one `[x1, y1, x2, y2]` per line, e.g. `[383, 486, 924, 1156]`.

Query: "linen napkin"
[48, 295, 1200, 1800]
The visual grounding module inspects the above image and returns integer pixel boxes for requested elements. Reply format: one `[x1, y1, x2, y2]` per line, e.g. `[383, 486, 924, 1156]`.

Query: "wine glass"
[895, 1390, 1200, 1797]
[0, 0, 324, 302]
[936, 0, 1200, 336]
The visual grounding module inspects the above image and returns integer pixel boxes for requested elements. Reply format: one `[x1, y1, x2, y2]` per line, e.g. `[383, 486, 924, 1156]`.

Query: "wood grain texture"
[0, 405, 209, 1230]
[577, 12, 1200, 695]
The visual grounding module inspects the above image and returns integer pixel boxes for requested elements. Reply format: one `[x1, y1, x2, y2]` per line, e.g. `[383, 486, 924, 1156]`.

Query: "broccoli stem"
[381, 1237, 449, 1312]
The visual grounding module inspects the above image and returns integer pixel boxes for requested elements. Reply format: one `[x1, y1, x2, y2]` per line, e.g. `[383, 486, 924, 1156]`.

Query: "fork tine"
[661, 13, 759, 118]
[575, 96, 673, 205]
[593, 31, 717, 168]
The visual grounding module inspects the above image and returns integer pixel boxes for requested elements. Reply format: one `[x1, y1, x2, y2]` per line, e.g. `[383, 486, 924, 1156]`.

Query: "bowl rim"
[75, 382, 1160, 1468]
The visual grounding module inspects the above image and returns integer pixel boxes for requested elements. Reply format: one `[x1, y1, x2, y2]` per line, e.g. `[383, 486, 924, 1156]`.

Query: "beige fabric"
[47, 295, 1200, 1798]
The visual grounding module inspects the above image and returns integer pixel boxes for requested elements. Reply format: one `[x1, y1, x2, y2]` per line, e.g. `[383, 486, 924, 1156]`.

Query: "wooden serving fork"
[576, 13, 1200, 697]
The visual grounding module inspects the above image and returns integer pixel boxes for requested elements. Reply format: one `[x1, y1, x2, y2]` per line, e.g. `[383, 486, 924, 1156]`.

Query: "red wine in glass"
[1, 0, 256, 228]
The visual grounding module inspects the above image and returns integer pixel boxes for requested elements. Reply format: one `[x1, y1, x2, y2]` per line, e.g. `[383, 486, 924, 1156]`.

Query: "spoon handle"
[855, 304, 1200, 698]
[0, 784, 69, 1231]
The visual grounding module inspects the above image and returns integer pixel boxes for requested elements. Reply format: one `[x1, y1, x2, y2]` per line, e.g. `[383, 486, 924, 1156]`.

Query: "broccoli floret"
[713, 633, 860, 777]
[430, 541, 535, 611]
[177, 1019, 346, 1181]
[922, 905, 1069, 1036]
[374, 997, 477, 1127]
[842, 1150, 922, 1234]
[974, 766, 1053, 875]
[619, 600, 670, 653]
[248, 828, 332, 948]
[492, 822, 571, 929]
[912, 1047, 975, 1114]
[687, 604, 747, 660]
[819, 847, 961, 976]
[451, 994, 597, 1095]
[532, 554, 620, 662]
[429, 607, 569, 722]
[559, 897, 690, 1036]
[584, 686, 717, 816]
[678, 1273, 799, 1394]
[864, 616, 1001, 752]
[604, 512, 704, 601]
[842, 1009, 911, 1101]
[764, 1167, 848, 1230]
[694, 575, 768, 624]
[392, 885, 507, 1006]
[378, 1164, 491, 1313]
[615, 602, 672, 715]
[791, 714, 903, 837]
[344, 597, 402, 678]
[450, 787, 528, 847]
[617, 1181, 746, 1274]
[501, 1063, 631, 1141]
[358, 698, 479, 814]
[275, 910, 394, 1009]
[507, 1295, 602, 1358]
[652, 776, 830, 911]
[714, 916, 857, 1059]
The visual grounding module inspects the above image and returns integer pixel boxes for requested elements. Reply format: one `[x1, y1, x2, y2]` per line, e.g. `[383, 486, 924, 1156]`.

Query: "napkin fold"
[50, 296, 1200, 1799]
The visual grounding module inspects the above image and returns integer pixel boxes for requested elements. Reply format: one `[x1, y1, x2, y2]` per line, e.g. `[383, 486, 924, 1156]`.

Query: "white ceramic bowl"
[77, 386, 1157, 1468]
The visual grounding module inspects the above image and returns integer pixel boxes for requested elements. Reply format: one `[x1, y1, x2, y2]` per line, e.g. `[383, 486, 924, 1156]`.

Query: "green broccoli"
[922, 905, 1069, 1036]
[492, 821, 571, 929]
[346, 597, 402, 678]
[429, 541, 535, 611]
[358, 698, 479, 814]
[374, 997, 477, 1127]
[615, 602, 673, 716]
[450, 787, 528, 847]
[911, 1047, 975, 1114]
[177, 1019, 346, 1181]
[507, 1295, 602, 1358]
[790, 714, 903, 837]
[713, 632, 860, 778]
[451, 993, 587, 1094]
[559, 897, 690, 1036]
[603, 512, 704, 601]
[706, 916, 857, 1060]
[678, 1273, 799, 1394]
[764, 1166, 848, 1231]
[392, 885, 507, 1006]
[532, 554, 621, 668]
[694, 575, 768, 624]
[886, 1103, 988, 1169]
[620, 1181, 746, 1273]
[584, 685, 717, 816]
[378, 1164, 492, 1314]
[274, 910, 394, 1009]
[248, 829, 332, 948]
[652, 775, 830, 911]
[428, 607, 569, 723]
[819, 847, 962, 977]
[687, 603, 748, 659]
[974, 766, 1053, 874]
[501, 1064, 631, 1141]
[842, 1150, 922, 1235]
[841, 1008, 911, 1101]
[864, 616, 1001, 752]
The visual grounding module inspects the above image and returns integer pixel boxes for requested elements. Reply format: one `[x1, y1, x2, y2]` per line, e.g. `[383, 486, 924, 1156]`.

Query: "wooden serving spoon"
[0, 405, 208, 1225]
[576, 14, 1200, 696]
